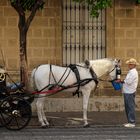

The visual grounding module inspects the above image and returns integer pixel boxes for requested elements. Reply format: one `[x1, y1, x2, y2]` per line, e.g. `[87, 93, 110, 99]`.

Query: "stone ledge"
[31, 96, 140, 112]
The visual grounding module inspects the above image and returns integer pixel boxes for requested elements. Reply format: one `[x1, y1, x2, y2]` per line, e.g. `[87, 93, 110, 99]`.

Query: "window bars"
[62, 0, 106, 66]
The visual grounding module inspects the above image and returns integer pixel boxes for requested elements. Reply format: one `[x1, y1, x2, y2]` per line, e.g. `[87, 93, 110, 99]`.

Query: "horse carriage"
[0, 58, 121, 130]
[0, 70, 34, 130]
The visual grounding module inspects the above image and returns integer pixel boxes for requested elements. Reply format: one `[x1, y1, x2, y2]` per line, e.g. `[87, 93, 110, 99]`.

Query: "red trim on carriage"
[32, 87, 63, 94]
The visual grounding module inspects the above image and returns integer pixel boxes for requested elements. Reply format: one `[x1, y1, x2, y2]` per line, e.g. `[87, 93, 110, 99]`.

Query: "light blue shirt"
[122, 68, 139, 94]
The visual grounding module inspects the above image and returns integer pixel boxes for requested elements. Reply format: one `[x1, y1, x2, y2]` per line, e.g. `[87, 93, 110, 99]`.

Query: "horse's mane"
[89, 58, 114, 65]
[67, 58, 115, 69]
[90, 58, 113, 62]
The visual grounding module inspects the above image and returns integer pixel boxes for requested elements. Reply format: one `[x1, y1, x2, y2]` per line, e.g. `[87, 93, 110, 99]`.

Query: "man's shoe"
[123, 123, 128, 126]
[124, 123, 135, 128]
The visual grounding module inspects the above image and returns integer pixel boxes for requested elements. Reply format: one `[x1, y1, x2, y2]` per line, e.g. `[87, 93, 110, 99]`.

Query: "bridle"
[97, 64, 120, 82]
[108, 66, 116, 74]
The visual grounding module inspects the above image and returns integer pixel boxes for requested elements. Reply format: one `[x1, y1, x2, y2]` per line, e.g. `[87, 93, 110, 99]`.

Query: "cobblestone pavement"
[1, 126, 140, 140]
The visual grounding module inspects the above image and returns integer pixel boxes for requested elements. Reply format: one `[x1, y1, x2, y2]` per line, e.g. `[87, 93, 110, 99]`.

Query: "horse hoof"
[83, 124, 90, 128]
[41, 124, 49, 128]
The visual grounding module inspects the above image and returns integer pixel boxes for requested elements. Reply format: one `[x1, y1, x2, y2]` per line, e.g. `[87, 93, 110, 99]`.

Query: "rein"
[96, 66, 116, 82]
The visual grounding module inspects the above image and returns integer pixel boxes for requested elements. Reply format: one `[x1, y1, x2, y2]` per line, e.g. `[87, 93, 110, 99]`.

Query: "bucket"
[111, 80, 122, 90]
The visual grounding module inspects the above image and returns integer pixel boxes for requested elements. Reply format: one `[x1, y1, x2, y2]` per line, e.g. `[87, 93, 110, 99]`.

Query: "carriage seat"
[6, 82, 25, 92]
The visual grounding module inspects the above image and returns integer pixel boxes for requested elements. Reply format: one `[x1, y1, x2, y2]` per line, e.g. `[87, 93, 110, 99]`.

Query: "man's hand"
[115, 79, 124, 83]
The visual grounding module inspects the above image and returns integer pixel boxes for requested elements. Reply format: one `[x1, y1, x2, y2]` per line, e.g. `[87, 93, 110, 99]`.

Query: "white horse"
[30, 58, 120, 127]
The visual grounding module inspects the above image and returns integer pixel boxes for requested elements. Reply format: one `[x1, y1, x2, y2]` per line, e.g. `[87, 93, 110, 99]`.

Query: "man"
[121, 58, 139, 128]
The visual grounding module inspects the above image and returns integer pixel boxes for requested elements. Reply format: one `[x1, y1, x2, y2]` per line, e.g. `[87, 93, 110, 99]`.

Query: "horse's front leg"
[82, 89, 91, 127]
[36, 96, 49, 128]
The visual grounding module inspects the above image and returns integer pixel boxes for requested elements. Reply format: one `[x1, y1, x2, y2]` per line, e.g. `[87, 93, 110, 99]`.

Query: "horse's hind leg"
[82, 89, 91, 127]
[36, 96, 49, 127]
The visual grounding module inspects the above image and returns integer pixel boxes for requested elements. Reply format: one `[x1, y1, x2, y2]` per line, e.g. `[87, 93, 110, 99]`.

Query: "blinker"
[116, 65, 121, 80]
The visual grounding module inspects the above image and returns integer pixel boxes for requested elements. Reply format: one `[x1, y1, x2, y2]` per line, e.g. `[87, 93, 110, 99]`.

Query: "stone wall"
[106, 0, 140, 94]
[0, 0, 62, 81]
[114, 0, 140, 65]
[0, 0, 140, 111]
[0, 0, 139, 79]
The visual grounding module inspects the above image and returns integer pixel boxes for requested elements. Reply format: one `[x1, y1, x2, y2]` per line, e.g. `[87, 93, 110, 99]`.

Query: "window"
[63, 0, 106, 65]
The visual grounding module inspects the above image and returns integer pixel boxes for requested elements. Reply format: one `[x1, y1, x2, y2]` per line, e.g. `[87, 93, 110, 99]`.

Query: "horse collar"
[69, 64, 81, 97]
[89, 67, 99, 85]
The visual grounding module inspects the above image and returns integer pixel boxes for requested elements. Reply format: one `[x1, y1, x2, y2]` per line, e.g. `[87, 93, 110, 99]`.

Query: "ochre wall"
[0, 0, 140, 111]
[107, 0, 140, 62]
[106, 0, 140, 95]
[0, 0, 62, 81]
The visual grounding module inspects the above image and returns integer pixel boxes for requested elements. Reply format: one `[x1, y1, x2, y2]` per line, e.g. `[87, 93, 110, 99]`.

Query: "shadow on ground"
[28, 111, 140, 128]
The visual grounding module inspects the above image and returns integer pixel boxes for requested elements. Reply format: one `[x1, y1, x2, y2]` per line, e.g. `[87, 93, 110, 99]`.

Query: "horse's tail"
[29, 68, 37, 92]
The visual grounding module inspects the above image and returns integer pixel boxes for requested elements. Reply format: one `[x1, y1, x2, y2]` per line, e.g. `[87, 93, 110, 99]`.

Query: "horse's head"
[85, 58, 121, 81]
[109, 59, 121, 81]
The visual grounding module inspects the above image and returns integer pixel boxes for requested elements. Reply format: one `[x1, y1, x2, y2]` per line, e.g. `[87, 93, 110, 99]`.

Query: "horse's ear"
[85, 59, 90, 67]
[118, 59, 120, 63]
[117, 59, 121, 65]
[115, 58, 121, 66]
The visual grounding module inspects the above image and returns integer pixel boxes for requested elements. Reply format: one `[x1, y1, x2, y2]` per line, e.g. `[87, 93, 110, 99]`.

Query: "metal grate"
[62, 0, 106, 66]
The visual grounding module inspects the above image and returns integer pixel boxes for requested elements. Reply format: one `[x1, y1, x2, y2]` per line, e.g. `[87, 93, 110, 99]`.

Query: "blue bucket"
[111, 81, 122, 90]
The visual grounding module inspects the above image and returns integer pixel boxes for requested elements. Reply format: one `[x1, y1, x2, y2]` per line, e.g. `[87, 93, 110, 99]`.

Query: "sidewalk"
[28, 111, 140, 128]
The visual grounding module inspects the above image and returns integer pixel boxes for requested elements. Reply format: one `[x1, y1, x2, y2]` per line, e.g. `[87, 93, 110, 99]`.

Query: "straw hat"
[125, 58, 139, 65]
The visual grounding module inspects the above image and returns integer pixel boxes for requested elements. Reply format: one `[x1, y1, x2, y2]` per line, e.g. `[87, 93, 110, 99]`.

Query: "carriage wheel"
[0, 95, 32, 130]
[0, 94, 9, 127]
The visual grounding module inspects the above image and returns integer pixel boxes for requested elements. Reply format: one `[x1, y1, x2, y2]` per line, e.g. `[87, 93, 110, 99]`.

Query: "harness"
[33, 62, 99, 97]
[69, 64, 81, 97]
[89, 67, 98, 85]
[69, 63, 98, 97]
